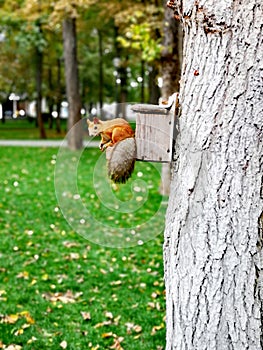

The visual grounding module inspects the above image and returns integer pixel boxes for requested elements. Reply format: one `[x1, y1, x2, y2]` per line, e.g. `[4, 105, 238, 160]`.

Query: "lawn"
[0, 119, 68, 140]
[0, 146, 167, 350]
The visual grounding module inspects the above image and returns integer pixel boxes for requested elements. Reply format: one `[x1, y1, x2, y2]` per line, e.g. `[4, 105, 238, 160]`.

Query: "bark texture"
[160, 0, 183, 195]
[161, 0, 183, 100]
[164, 0, 262, 349]
[63, 17, 82, 150]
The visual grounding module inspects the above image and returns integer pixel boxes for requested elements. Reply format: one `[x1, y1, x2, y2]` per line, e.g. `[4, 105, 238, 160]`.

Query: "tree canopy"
[0, 0, 165, 109]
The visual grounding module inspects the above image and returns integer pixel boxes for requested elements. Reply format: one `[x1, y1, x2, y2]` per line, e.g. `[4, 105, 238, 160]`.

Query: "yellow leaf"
[19, 311, 35, 324]
[102, 332, 113, 338]
[14, 329, 24, 336]
[27, 336, 37, 344]
[16, 271, 29, 279]
[151, 323, 165, 335]
[30, 279, 37, 286]
[41, 273, 49, 281]
[2, 314, 19, 324]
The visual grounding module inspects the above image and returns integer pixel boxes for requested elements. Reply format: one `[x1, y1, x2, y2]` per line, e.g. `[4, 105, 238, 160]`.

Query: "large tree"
[164, 0, 262, 349]
[160, 0, 183, 195]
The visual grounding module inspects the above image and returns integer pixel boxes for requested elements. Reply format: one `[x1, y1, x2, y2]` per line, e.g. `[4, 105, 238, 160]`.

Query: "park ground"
[0, 119, 166, 350]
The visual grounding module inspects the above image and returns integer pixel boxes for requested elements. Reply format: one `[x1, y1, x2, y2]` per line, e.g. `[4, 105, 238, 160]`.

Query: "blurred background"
[0, 0, 182, 139]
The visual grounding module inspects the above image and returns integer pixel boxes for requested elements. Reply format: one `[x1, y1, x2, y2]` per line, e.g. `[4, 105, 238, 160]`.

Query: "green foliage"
[118, 22, 162, 62]
[0, 0, 164, 109]
[115, 3, 163, 63]
[15, 22, 48, 54]
[0, 146, 166, 349]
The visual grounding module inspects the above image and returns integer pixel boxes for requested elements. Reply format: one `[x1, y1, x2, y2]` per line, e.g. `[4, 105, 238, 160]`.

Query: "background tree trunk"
[164, 0, 262, 349]
[63, 17, 82, 150]
[98, 29, 103, 111]
[160, 0, 183, 195]
[35, 47, 46, 139]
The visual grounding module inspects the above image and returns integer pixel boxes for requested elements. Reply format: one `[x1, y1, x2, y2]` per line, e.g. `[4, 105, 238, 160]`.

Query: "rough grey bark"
[161, 0, 183, 100]
[63, 17, 82, 150]
[164, 0, 263, 349]
[160, 0, 183, 195]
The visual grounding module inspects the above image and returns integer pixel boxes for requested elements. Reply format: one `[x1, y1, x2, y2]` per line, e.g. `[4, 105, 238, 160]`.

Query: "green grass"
[0, 119, 68, 140]
[0, 146, 166, 349]
[0, 119, 136, 140]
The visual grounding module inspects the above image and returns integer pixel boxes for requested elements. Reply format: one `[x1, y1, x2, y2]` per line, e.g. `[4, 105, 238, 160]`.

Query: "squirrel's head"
[87, 118, 102, 136]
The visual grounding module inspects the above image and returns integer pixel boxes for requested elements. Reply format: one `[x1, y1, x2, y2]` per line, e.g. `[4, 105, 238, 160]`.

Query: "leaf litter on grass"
[0, 147, 166, 349]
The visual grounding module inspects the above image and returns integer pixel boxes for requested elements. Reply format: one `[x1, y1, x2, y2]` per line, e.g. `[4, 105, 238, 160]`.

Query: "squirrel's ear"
[93, 117, 101, 124]
[87, 119, 91, 126]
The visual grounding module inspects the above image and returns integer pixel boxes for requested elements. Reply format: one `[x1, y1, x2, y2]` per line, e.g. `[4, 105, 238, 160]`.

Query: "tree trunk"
[55, 58, 62, 134]
[63, 17, 82, 150]
[36, 47, 46, 139]
[148, 64, 160, 104]
[140, 59, 145, 103]
[98, 29, 103, 111]
[160, 0, 183, 196]
[161, 0, 183, 99]
[164, 1, 262, 349]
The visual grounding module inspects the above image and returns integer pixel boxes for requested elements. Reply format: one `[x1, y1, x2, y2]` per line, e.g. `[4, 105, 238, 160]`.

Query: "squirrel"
[87, 117, 136, 183]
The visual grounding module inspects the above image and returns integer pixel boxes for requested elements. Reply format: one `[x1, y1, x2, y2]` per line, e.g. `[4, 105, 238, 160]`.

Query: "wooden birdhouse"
[132, 93, 178, 162]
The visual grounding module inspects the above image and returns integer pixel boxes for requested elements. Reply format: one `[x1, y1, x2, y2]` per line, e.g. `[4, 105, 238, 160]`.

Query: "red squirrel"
[87, 117, 134, 151]
[87, 117, 136, 183]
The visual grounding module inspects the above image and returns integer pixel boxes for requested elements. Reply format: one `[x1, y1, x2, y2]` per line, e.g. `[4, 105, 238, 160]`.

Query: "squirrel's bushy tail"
[106, 138, 136, 183]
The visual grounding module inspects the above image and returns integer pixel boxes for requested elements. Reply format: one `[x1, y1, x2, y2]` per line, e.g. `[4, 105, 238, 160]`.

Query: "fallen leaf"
[110, 280, 122, 286]
[42, 290, 82, 304]
[69, 252, 80, 260]
[27, 336, 37, 344]
[125, 323, 142, 334]
[110, 337, 124, 350]
[16, 271, 29, 279]
[147, 302, 155, 309]
[14, 329, 24, 336]
[133, 325, 142, 333]
[0, 290, 7, 301]
[133, 334, 141, 339]
[125, 322, 134, 334]
[63, 241, 79, 248]
[81, 311, 91, 321]
[60, 340, 67, 349]
[5, 345, 22, 350]
[41, 273, 49, 281]
[94, 321, 111, 328]
[151, 323, 165, 335]
[151, 292, 158, 299]
[19, 311, 35, 324]
[22, 323, 31, 329]
[105, 311, 113, 319]
[102, 332, 114, 338]
[1, 314, 19, 324]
